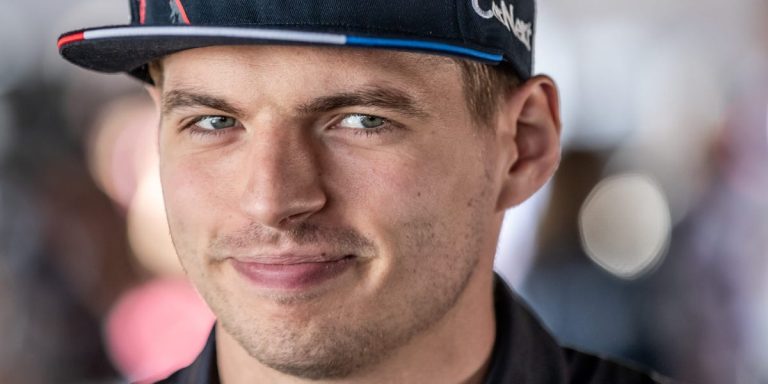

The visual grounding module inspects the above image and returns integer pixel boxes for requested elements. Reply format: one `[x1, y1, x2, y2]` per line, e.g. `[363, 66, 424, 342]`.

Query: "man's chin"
[258, 352, 371, 381]
[225, 319, 394, 381]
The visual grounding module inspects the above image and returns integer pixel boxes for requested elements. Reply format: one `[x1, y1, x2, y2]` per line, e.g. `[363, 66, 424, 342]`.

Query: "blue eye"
[194, 116, 238, 130]
[339, 114, 387, 129]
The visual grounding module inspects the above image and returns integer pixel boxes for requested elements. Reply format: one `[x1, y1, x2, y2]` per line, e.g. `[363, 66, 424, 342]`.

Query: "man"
[59, 1, 669, 383]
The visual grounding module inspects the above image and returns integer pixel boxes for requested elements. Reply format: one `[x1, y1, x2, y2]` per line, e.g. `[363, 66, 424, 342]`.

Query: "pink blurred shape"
[105, 278, 215, 383]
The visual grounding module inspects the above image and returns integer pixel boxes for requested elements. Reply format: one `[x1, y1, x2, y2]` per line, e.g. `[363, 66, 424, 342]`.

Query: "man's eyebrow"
[162, 89, 246, 117]
[298, 87, 429, 118]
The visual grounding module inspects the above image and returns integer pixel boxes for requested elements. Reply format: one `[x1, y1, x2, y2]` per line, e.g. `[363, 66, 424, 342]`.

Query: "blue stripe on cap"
[345, 36, 503, 62]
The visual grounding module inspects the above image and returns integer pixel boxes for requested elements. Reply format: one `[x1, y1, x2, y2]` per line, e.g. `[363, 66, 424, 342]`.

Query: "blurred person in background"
[0, 1, 219, 382]
[642, 4, 768, 380]
[0, 27, 211, 383]
[0, 2, 147, 382]
[0, 65, 138, 383]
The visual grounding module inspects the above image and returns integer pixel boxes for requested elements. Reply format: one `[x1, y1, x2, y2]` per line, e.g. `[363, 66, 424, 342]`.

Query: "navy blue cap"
[58, 0, 536, 83]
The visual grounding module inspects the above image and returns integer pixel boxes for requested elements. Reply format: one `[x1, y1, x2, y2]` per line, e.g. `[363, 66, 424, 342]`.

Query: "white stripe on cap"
[84, 26, 347, 45]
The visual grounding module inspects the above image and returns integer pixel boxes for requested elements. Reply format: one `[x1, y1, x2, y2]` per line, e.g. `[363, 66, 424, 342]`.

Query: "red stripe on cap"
[57, 32, 85, 49]
[139, 0, 147, 24]
[174, 0, 191, 24]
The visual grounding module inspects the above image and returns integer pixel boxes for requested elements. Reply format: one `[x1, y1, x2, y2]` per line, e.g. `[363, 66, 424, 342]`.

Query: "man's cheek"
[161, 165, 218, 242]
[349, 168, 440, 246]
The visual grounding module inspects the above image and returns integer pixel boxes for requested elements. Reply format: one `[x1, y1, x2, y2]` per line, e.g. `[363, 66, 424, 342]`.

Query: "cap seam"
[452, 0, 466, 51]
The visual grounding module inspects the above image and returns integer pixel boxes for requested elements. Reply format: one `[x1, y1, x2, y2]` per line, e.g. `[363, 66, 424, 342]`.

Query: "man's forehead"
[153, 45, 469, 122]
[158, 45, 458, 90]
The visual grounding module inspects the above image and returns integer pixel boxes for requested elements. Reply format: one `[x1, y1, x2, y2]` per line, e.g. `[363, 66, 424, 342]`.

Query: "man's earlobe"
[495, 75, 562, 211]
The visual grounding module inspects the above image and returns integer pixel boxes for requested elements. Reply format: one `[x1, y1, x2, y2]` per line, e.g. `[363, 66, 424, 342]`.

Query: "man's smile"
[229, 253, 358, 291]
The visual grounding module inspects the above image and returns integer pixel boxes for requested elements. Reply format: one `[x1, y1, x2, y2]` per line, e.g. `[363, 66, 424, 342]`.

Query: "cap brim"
[59, 25, 504, 83]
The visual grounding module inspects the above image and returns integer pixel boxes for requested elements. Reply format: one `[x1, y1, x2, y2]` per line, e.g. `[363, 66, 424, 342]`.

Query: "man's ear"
[494, 75, 561, 211]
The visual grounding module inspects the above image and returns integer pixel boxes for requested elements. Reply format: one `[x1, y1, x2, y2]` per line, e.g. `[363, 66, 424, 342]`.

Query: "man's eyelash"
[348, 125, 395, 136]
[187, 126, 232, 138]
[177, 114, 399, 138]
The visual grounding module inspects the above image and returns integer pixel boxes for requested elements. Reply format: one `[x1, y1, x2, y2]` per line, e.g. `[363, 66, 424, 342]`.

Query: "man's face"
[157, 46, 506, 379]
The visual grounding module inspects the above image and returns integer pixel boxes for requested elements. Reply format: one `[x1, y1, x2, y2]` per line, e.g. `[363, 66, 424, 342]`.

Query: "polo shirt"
[157, 276, 671, 383]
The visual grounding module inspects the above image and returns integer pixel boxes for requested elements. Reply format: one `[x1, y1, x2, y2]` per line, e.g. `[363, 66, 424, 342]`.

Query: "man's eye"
[194, 116, 238, 130]
[338, 114, 387, 130]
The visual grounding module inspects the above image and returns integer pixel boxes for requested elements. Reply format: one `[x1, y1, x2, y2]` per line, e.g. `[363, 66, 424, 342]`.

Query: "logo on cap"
[472, 0, 532, 51]
[168, 0, 191, 25]
[169, 0, 183, 24]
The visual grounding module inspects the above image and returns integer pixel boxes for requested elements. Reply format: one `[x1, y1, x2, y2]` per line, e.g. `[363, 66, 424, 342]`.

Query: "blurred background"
[0, 0, 766, 383]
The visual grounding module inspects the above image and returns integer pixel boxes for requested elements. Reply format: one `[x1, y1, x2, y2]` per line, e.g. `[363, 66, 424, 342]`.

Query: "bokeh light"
[579, 174, 671, 279]
[105, 278, 214, 382]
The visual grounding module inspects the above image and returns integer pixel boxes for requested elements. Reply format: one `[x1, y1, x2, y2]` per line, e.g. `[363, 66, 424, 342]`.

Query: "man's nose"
[240, 125, 327, 228]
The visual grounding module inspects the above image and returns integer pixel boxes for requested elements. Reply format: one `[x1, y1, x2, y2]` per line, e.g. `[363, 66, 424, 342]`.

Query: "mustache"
[209, 221, 375, 256]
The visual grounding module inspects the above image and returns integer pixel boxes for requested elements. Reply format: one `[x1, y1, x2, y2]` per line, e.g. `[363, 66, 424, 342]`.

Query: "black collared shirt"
[157, 276, 671, 384]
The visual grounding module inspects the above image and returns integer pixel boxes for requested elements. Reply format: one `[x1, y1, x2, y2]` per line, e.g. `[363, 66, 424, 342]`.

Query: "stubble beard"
[200, 222, 480, 380]
[173, 188, 491, 380]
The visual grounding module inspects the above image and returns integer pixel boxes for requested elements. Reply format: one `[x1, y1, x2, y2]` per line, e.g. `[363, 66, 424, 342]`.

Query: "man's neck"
[216, 269, 496, 384]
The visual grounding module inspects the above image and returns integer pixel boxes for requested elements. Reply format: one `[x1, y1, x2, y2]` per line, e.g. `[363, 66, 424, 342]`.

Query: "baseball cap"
[58, 0, 536, 84]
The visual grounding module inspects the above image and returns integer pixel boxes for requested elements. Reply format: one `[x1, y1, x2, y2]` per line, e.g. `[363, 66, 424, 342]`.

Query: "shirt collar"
[163, 326, 219, 384]
[483, 274, 568, 383]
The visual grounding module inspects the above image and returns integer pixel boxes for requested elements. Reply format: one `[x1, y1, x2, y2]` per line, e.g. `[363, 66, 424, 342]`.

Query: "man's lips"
[230, 254, 356, 291]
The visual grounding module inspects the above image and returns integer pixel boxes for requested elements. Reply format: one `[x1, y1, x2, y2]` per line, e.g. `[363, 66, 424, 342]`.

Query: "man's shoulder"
[489, 274, 675, 384]
[562, 348, 675, 384]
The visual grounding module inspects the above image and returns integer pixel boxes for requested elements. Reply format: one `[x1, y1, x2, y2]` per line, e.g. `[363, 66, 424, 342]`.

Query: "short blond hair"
[453, 60, 521, 128]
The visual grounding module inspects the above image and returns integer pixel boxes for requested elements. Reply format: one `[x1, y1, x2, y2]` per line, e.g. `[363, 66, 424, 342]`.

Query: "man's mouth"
[230, 254, 357, 291]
